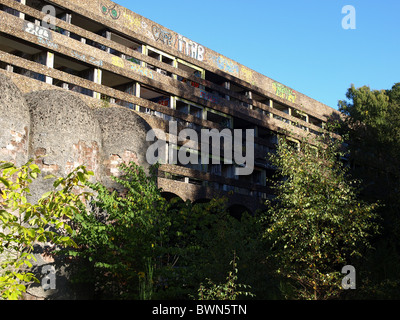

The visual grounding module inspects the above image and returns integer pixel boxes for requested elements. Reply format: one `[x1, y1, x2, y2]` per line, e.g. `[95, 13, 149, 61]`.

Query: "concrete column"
[305, 114, 309, 131]
[224, 81, 230, 100]
[19, 0, 26, 20]
[65, 13, 71, 37]
[105, 31, 111, 53]
[269, 99, 273, 118]
[134, 82, 140, 111]
[172, 59, 178, 80]
[246, 91, 253, 109]
[93, 68, 102, 99]
[45, 51, 54, 84]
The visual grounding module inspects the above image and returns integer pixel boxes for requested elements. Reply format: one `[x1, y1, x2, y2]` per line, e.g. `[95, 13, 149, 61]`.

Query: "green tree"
[338, 83, 400, 298]
[261, 133, 379, 300]
[0, 160, 92, 300]
[338, 83, 400, 178]
[67, 162, 168, 299]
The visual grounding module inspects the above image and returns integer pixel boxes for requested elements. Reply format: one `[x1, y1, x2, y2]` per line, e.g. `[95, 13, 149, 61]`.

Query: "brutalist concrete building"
[0, 0, 340, 215]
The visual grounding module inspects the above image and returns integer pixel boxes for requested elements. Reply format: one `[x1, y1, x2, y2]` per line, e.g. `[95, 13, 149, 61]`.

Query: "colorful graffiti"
[130, 61, 154, 79]
[208, 54, 239, 77]
[200, 89, 220, 104]
[272, 82, 297, 103]
[240, 67, 255, 86]
[111, 56, 154, 79]
[111, 56, 125, 68]
[100, 2, 120, 20]
[122, 12, 141, 31]
[152, 25, 175, 47]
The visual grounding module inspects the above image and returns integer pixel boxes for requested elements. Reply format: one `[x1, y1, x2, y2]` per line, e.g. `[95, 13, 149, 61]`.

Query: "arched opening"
[161, 192, 183, 202]
[161, 192, 184, 211]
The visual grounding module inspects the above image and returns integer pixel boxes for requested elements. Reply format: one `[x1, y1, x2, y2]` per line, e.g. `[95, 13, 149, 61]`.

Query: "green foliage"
[0, 160, 93, 300]
[67, 162, 167, 299]
[67, 162, 265, 299]
[338, 83, 400, 168]
[261, 133, 379, 300]
[197, 252, 255, 300]
[139, 257, 153, 300]
[337, 82, 400, 298]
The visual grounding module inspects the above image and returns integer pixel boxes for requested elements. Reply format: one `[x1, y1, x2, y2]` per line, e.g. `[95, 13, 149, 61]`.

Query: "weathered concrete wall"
[94, 107, 152, 190]
[0, 73, 30, 166]
[25, 89, 103, 202]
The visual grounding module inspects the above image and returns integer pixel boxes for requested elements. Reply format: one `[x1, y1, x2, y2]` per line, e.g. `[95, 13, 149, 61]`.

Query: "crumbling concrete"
[0, 73, 30, 166]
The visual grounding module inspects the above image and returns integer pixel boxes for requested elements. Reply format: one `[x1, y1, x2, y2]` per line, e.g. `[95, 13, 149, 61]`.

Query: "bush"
[0, 160, 92, 300]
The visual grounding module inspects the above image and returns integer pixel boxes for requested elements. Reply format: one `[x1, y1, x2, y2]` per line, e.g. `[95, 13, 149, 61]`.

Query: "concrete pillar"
[93, 68, 102, 99]
[45, 51, 54, 85]
[224, 81, 230, 100]
[269, 99, 273, 118]
[246, 91, 253, 109]
[19, 0, 26, 20]
[64, 13, 71, 37]
[134, 82, 140, 111]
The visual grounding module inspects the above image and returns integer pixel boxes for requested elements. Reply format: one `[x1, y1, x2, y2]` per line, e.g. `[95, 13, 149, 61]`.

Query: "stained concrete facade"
[0, 0, 341, 215]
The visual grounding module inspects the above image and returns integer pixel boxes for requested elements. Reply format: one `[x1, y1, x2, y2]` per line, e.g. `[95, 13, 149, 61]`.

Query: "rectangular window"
[140, 85, 171, 108]
[176, 59, 204, 88]
[175, 98, 204, 119]
[206, 109, 232, 128]
[146, 46, 175, 77]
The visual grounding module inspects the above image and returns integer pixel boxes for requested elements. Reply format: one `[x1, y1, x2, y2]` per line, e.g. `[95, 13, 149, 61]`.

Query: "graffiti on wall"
[111, 56, 154, 79]
[208, 54, 239, 77]
[72, 50, 103, 68]
[130, 61, 154, 79]
[152, 25, 175, 47]
[23, 21, 59, 50]
[177, 34, 204, 62]
[100, 2, 120, 20]
[200, 89, 220, 104]
[150, 26, 205, 62]
[23, 21, 52, 41]
[111, 56, 124, 68]
[240, 67, 255, 86]
[122, 12, 141, 31]
[272, 82, 297, 103]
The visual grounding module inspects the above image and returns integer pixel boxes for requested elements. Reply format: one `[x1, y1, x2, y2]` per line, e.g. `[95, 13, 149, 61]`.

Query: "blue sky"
[115, 0, 400, 110]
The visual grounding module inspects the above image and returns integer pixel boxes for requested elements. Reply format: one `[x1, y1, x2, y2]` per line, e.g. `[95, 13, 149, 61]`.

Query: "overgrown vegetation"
[196, 252, 255, 300]
[337, 82, 400, 298]
[65, 162, 264, 300]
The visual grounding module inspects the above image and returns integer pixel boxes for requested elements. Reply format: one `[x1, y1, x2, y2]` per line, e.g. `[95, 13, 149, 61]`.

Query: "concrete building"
[0, 0, 340, 215]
